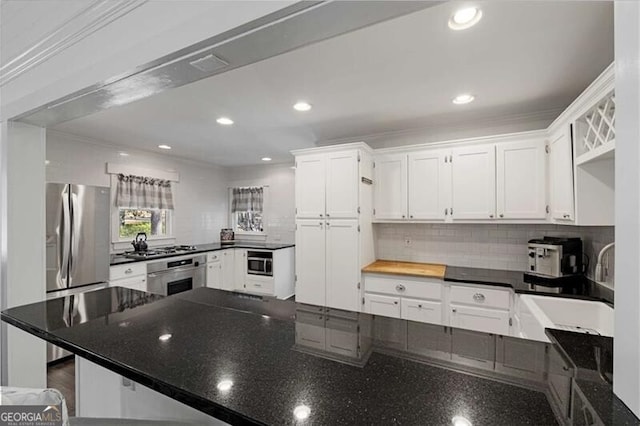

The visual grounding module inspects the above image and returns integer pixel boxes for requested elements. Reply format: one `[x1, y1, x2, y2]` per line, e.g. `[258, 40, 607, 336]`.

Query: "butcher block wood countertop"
[362, 260, 446, 279]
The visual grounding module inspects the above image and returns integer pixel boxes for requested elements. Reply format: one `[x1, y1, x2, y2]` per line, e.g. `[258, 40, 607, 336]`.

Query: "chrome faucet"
[595, 242, 615, 282]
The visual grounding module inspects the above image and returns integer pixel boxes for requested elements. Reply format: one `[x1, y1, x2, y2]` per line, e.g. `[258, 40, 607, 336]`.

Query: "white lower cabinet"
[234, 249, 246, 291]
[450, 304, 510, 336]
[450, 328, 496, 371]
[109, 263, 147, 291]
[364, 293, 400, 317]
[401, 298, 442, 323]
[206, 260, 222, 289]
[245, 275, 274, 295]
[76, 356, 226, 425]
[363, 274, 512, 336]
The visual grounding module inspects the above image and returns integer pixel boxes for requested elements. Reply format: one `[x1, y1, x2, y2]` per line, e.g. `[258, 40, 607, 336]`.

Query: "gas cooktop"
[124, 245, 198, 260]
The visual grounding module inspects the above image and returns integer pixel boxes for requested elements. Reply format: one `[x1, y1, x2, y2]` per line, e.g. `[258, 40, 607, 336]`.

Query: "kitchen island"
[1, 287, 560, 425]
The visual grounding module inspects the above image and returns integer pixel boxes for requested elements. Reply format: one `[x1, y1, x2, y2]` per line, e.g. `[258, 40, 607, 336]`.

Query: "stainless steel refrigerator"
[46, 183, 110, 362]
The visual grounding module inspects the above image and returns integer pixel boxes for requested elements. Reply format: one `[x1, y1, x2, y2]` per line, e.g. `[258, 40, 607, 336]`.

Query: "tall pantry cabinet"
[293, 143, 375, 312]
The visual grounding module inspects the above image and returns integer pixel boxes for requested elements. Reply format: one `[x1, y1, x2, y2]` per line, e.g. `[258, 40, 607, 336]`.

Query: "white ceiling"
[52, 1, 614, 166]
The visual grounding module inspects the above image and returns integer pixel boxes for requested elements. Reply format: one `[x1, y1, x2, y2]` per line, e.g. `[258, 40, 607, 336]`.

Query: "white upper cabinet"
[325, 150, 359, 219]
[295, 154, 326, 219]
[295, 220, 327, 306]
[408, 150, 451, 220]
[451, 144, 496, 220]
[496, 139, 547, 219]
[325, 220, 360, 311]
[374, 153, 407, 219]
[549, 126, 575, 221]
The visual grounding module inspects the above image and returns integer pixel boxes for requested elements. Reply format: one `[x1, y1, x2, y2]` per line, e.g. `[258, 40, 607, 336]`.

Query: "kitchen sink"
[517, 295, 614, 342]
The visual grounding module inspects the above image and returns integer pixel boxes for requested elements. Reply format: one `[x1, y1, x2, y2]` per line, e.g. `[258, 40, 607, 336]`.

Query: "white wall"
[46, 130, 229, 249]
[226, 163, 296, 244]
[614, 1, 640, 417]
[375, 223, 614, 281]
[4, 122, 47, 388]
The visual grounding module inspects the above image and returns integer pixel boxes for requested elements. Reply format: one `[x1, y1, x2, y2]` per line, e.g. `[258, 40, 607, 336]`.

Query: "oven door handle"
[148, 266, 203, 277]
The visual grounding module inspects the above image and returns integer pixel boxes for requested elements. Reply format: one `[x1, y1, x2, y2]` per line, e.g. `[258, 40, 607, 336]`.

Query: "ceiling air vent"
[188, 54, 229, 73]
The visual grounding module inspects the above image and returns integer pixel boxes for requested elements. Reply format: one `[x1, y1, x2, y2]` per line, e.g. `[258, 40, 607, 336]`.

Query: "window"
[231, 186, 265, 234]
[119, 208, 170, 238]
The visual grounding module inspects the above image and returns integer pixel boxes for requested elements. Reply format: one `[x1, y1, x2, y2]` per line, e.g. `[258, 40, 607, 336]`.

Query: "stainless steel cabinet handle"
[125, 268, 133, 274]
[499, 214, 504, 218]
[320, 213, 323, 217]
[393, 301, 398, 305]
[402, 215, 405, 218]
[489, 214, 494, 218]
[395, 284, 406, 292]
[452, 308, 457, 313]
[326, 222, 330, 226]
[473, 293, 486, 302]
[326, 213, 330, 217]
[410, 215, 414, 219]
[418, 304, 423, 308]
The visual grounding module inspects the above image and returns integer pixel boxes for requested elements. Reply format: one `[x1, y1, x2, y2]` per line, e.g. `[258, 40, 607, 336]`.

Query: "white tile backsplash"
[375, 223, 615, 281]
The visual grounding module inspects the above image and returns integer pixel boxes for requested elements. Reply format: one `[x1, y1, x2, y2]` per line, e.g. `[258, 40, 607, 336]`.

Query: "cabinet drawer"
[450, 304, 510, 335]
[109, 275, 147, 292]
[364, 293, 401, 318]
[245, 276, 274, 295]
[401, 298, 442, 325]
[365, 275, 442, 300]
[206, 251, 223, 263]
[109, 263, 146, 281]
[449, 285, 510, 310]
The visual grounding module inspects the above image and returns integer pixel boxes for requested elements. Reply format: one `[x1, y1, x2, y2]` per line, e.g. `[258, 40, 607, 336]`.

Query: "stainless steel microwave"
[247, 250, 273, 276]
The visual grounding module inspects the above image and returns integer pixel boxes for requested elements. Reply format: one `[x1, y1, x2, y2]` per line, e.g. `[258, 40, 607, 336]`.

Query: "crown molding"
[0, 0, 148, 87]
[316, 107, 564, 147]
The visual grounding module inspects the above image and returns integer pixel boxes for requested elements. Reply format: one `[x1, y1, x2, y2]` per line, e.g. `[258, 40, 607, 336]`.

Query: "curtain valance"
[116, 174, 174, 209]
[231, 187, 263, 213]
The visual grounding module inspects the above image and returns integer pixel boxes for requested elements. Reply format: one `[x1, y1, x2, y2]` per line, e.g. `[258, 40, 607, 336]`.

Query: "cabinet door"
[364, 293, 401, 318]
[450, 304, 509, 335]
[206, 261, 222, 289]
[496, 140, 547, 219]
[234, 249, 246, 290]
[401, 298, 442, 325]
[326, 220, 360, 312]
[549, 126, 575, 221]
[295, 154, 326, 219]
[326, 150, 359, 219]
[295, 312, 326, 351]
[548, 344, 573, 420]
[451, 144, 496, 220]
[220, 249, 235, 291]
[295, 220, 326, 306]
[373, 154, 407, 219]
[495, 335, 546, 382]
[408, 150, 450, 220]
[406, 321, 451, 360]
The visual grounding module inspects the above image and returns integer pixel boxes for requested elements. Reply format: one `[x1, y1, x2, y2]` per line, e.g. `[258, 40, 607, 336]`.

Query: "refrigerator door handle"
[59, 186, 71, 287]
[69, 192, 80, 284]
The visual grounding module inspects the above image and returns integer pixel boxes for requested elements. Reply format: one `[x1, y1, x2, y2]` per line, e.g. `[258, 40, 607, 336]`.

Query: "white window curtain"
[116, 174, 174, 209]
[231, 187, 263, 212]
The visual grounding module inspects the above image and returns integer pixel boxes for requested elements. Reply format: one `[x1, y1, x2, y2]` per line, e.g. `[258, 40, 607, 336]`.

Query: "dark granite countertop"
[444, 266, 614, 305]
[546, 329, 613, 383]
[545, 329, 639, 425]
[2, 287, 559, 425]
[110, 241, 295, 265]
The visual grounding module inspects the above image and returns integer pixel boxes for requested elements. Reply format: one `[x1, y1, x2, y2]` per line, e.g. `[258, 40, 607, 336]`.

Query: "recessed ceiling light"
[118, 152, 129, 157]
[158, 144, 172, 150]
[293, 405, 311, 420]
[217, 380, 233, 391]
[293, 101, 312, 112]
[261, 157, 272, 162]
[448, 7, 482, 30]
[158, 333, 172, 341]
[452, 94, 475, 105]
[216, 117, 234, 125]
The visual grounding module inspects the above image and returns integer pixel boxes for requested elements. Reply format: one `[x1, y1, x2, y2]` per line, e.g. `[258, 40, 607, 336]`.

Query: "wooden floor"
[47, 358, 75, 416]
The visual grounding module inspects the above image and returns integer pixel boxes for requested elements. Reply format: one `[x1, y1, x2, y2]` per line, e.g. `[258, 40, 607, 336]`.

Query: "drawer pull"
[394, 301, 398, 305]
[452, 308, 457, 313]
[395, 284, 406, 292]
[473, 293, 486, 302]
[418, 304, 422, 308]
[125, 268, 133, 274]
